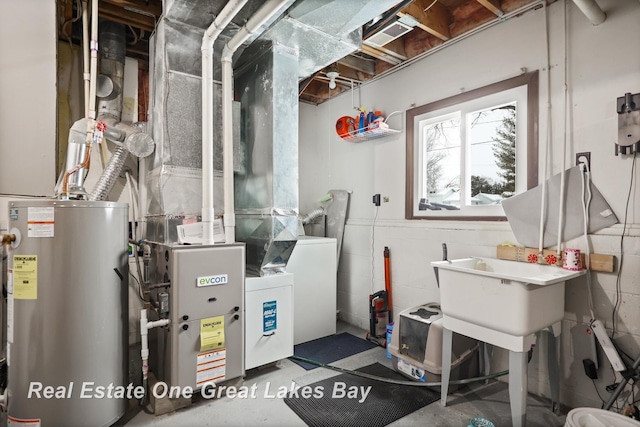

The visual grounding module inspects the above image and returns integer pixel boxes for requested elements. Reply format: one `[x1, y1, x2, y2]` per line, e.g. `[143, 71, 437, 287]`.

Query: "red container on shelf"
[335, 116, 356, 138]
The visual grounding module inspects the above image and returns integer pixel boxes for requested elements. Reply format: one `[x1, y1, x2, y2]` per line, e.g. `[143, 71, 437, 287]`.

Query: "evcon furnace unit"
[148, 243, 245, 390]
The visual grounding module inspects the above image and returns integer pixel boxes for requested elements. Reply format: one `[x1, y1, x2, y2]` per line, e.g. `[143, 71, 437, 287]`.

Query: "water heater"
[7, 200, 128, 426]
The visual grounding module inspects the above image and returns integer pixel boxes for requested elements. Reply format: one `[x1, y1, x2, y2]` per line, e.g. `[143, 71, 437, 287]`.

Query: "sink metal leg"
[480, 342, 492, 381]
[441, 327, 453, 406]
[509, 350, 528, 427]
[547, 330, 561, 414]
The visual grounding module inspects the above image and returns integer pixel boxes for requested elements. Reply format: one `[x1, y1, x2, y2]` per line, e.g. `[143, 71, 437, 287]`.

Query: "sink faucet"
[442, 243, 451, 263]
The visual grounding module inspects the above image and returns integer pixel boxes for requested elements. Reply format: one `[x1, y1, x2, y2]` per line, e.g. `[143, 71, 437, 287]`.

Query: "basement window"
[405, 71, 538, 220]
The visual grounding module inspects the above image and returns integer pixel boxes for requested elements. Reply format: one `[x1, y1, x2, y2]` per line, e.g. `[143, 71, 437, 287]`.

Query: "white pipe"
[201, 0, 249, 245]
[81, 0, 90, 117]
[221, 0, 291, 244]
[556, 0, 570, 258]
[538, 0, 552, 259]
[572, 0, 606, 25]
[88, 0, 98, 122]
[140, 309, 169, 390]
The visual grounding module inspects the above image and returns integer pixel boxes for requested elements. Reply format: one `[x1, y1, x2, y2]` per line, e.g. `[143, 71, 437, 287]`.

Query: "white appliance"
[286, 236, 337, 345]
[245, 273, 293, 370]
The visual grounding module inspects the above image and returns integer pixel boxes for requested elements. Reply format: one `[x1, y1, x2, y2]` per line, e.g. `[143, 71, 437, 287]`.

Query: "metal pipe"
[1, 234, 15, 246]
[221, 0, 292, 244]
[201, 0, 249, 245]
[572, 0, 606, 25]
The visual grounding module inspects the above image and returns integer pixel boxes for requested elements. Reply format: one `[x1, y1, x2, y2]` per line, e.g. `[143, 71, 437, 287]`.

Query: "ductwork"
[252, 0, 405, 78]
[88, 21, 155, 201]
[235, 40, 299, 276]
[221, 0, 295, 245]
[572, 0, 606, 26]
[143, 0, 404, 259]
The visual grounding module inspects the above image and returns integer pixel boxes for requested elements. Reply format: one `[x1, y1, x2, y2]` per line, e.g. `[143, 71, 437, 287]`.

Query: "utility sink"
[431, 257, 585, 337]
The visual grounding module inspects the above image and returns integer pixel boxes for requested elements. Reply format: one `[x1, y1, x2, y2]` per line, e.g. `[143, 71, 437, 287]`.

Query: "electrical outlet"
[373, 194, 381, 206]
[576, 152, 591, 171]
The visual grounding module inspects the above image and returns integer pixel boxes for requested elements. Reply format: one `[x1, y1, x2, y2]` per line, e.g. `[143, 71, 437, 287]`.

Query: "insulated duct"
[88, 21, 155, 201]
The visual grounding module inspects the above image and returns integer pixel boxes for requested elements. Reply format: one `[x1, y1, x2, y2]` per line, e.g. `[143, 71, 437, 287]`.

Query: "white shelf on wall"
[340, 127, 401, 143]
[337, 110, 403, 143]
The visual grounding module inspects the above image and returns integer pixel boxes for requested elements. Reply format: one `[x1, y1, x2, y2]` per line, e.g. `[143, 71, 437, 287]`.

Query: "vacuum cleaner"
[367, 246, 393, 347]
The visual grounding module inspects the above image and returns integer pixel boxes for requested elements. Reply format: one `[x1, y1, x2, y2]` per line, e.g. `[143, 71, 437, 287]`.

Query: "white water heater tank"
[7, 200, 128, 427]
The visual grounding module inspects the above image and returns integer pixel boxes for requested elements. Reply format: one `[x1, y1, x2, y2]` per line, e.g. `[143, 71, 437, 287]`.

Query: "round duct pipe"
[572, 0, 606, 25]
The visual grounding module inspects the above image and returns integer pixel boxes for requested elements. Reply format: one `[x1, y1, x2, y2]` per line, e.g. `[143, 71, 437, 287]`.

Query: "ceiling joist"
[98, 1, 157, 33]
[398, 0, 452, 41]
[338, 55, 376, 76]
[361, 45, 403, 66]
[476, 0, 505, 16]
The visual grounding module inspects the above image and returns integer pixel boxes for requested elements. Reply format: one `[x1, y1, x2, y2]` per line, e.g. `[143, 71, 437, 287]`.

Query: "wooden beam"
[476, 0, 504, 17]
[98, 2, 157, 32]
[360, 45, 403, 66]
[398, 0, 452, 41]
[496, 245, 615, 273]
[337, 55, 376, 76]
[100, 0, 162, 19]
[371, 38, 408, 62]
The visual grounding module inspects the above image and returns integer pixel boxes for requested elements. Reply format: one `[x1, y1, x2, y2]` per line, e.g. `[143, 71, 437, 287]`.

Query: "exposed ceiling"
[57, 0, 551, 104]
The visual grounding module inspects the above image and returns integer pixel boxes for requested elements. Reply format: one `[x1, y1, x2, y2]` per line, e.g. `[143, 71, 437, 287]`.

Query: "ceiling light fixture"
[326, 64, 339, 90]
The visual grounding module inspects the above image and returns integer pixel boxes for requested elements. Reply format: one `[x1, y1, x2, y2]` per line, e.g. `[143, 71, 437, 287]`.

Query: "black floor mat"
[291, 332, 378, 370]
[284, 362, 440, 427]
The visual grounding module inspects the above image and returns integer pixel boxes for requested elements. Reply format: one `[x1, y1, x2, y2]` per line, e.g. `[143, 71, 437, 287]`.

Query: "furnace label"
[200, 316, 224, 352]
[196, 349, 226, 386]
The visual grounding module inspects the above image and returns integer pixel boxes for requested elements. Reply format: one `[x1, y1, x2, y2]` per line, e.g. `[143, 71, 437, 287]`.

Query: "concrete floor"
[122, 322, 568, 427]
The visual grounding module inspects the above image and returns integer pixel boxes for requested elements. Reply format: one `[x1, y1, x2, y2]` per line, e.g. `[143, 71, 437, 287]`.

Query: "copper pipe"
[1, 234, 16, 246]
[62, 144, 92, 198]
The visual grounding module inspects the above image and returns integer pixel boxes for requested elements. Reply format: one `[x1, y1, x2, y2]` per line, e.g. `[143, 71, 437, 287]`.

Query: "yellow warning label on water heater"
[13, 255, 38, 300]
[200, 316, 225, 352]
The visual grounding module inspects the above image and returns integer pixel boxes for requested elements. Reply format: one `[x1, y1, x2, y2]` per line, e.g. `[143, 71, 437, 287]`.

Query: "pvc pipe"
[538, 1, 552, 259]
[556, 1, 569, 259]
[201, 0, 249, 245]
[221, 0, 291, 244]
[572, 0, 606, 26]
[81, 0, 90, 117]
[140, 309, 169, 397]
[89, 0, 98, 120]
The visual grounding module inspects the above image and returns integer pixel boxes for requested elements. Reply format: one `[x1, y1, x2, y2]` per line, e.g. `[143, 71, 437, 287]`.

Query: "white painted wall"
[299, 0, 640, 410]
[0, 0, 57, 198]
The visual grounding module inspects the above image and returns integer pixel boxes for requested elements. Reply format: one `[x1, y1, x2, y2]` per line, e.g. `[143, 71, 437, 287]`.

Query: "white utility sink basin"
[431, 257, 585, 337]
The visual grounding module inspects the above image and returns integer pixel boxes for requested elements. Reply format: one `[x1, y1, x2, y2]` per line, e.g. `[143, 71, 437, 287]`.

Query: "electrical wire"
[129, 271, 145, 302]
[423, 0, 438, 13]
[580, 162, 595, 320]
[592, 379, 607, 409]
[612, 151, 637, 339]
[371, 206, 379, 294]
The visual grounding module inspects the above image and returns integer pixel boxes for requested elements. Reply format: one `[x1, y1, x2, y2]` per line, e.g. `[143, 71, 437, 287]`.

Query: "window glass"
[406, 72, 538, 220]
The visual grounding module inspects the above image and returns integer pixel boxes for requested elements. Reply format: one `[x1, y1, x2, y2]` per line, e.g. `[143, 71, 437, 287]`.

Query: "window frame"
[405, 71, 539, 221]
